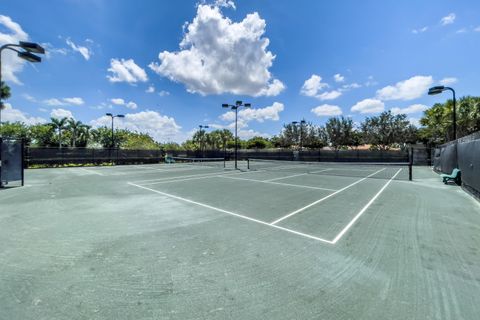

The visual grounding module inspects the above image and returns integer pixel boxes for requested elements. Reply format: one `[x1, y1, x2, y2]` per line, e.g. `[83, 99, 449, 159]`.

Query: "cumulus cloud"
[90, 110, 182, 142]
[317, 90, 342, 101]
[158, 90, 170, 97]
[219, 102, 284, 123]
[441, 13, 456, 26]
[110, 98, 125, 105]
[148, 4, 284, 96]
[300, 74, 328, 97]
[0, 15, 29, 84]
[311, 104, 342, 117]
[109, 98, 138, 110]
[391, 104, 428, 115]
[238, 129, 270, 139]
[146, 85, 155, 93]
[107, 58, 148, 84]
[351, 98, 385, 114]
[214, 0, 236, 9]
[1, 103, 46, 124]
[333, 74, 345, 83]
[66, 38, 91, 60]
[439, 77, 458, 85]
[43, 97, 85, 106]
[51, 108, 74, 119]
[376, 75, 433, 101]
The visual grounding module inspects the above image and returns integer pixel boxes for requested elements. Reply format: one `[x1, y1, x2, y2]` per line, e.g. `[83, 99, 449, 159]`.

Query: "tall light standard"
[0, 41, 45, 135]
[198, 125, 209, 157]
[105, 113, 125, 148]
[428, 86, 457, 141]
[292, 119, 306, 150]
[222, 101, 251, 169]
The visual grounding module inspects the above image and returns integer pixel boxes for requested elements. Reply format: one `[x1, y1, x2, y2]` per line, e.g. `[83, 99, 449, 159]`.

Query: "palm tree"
[50, 117, 68, 149]
[0, 81, 11, 100]
[67, 119, 88, 147]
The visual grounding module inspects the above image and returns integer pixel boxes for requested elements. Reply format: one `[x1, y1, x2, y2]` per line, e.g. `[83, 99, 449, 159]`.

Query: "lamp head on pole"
[106, 113, 113, 117]
[235, 100, 242, 106]
[117, 114, 125, 118]
[222, 104, 229, 108]
[244, 103, 251, 108]
[17, 51, 41, 63]
[19, 41, 45, 54]
[428, 86, 445, 95]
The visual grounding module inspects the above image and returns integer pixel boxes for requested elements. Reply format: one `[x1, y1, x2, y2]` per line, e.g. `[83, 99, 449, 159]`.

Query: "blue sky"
[1, 0, 479, 142]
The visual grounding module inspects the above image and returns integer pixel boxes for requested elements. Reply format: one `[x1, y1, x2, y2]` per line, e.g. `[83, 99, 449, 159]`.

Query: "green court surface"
[1, 162, 480, 319]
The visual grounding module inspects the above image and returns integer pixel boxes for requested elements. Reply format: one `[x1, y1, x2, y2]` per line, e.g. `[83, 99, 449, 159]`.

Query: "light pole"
[105, 113, 125, 148]
[428, 86, 456, 141]
[222, 101, 251, 169]
[292, 119, 306, 150]
[198, 125, 209, 157]
[0, 41, 44, 136]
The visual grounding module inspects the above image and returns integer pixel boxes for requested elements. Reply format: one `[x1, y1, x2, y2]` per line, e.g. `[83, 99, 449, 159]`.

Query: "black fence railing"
[25, 147, 163, 167]
[24, 147, 416, 168]
[433, 131, 480, 199]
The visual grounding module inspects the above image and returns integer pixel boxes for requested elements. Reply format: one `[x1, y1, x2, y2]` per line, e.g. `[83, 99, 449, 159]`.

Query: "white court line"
[78, 168, 104, 176]
[219, 175, 337, 192]
[264, 168, 332, 182]
[270, 168, 386, 225]
[127, 182, 333, 244]
[137, 169, 265, 185]
[330, 168, 402, 244]
[264, 172, 308, 182]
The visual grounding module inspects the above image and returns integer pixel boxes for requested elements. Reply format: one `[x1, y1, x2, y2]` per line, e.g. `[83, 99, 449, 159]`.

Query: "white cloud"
[342, 83, 361, 90]
[1, 103, 46, 124]
[300, 74, 328, 97]
[159, 90, 170, 97]
[90, 110, 182, 142]
[351, 98, 385, 114]
[43, 97, 85, 106]
[146, 85, 155, 93]
[412, 26, 428, 34]
[376, 75, 433, 101]
[220, 102, 284, 123]
[391, 104, 428, 115]
[333, 74, 345, 83]
[62, 97, 84, 105]
[474, 26, 480, 32]
[311, 104, 343, 117]
[126, 102, 138, 110]
[317, 90, 342, 101]
[66, 38, 91, 60]
[439, 77, 458, 86]
[110, 98, 125, 105]
[51, 108, 74, 119]
[214, 0, 236, 9]
[441, 13, 456, 26]
[409, 118, 421, 127]
[148, 5, 284, 97]
[107, 58, 148, 84]
[0, 15, 29, 84]
[238, 129, 270, 139]
[23, 94, 37, 102]
[109, 98, 137, 109]
[456, 28, 467, 34]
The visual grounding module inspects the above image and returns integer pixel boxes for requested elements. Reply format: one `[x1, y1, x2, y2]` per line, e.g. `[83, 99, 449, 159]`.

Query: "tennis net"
[247, 158, 412, 181]
[170, 157, 226, 168]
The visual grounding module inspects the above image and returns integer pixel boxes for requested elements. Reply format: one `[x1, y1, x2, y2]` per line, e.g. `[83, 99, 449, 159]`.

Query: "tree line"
[1, 82, 479, 150]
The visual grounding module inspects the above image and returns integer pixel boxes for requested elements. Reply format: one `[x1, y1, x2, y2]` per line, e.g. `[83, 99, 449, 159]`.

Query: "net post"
[408, 146, 413, 181]
[223, 157, 226, 168]
[247, 158, 250, 170]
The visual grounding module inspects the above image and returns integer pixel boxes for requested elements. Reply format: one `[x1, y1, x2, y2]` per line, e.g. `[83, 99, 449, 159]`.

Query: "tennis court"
[1, 160, 480, 319]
